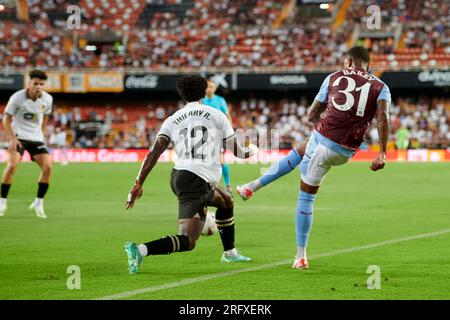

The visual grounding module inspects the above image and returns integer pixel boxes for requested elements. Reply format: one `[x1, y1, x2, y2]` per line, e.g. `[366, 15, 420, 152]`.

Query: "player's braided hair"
[176, 75, 207, 102]
[347, 46, 371, 64]
[29, 69, 48, 81]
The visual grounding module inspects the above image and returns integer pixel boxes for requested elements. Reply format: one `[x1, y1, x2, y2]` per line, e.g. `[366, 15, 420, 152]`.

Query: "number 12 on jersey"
[179, 126, 209, 160]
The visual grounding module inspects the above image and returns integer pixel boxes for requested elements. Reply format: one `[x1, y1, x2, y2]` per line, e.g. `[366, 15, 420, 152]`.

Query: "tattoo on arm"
[135, 136, 170, 185]
[376, 100, 390, 153]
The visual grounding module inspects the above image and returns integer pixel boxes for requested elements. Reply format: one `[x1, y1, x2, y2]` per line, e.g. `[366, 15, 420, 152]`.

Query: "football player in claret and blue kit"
[237, 46, 391, 269]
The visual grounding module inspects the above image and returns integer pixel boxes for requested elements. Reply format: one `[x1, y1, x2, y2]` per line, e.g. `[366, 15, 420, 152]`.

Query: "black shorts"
[17, 139, 49, 159]
[170, 169, 215, 220]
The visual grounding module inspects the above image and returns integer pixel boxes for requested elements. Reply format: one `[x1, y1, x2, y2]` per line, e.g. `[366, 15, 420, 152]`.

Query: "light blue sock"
[259, 149, 302, 187]
[222, 163, 230, 187]
[295, 191, 316, 259]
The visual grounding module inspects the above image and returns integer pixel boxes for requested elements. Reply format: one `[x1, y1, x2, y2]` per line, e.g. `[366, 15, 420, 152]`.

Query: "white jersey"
[4, 89, 53, 142]
[55, 131, 67, 147]
[158, 101, 235, 188]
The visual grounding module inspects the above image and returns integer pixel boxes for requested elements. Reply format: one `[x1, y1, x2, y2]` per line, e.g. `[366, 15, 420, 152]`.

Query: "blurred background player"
[124, 75, 254, 275]
[53, 126, 69, 166]
[395, 124, 410, 161]
[202, 79, 233, 193]
[0, 70, 53, 219]
[239, 47, 391, 270]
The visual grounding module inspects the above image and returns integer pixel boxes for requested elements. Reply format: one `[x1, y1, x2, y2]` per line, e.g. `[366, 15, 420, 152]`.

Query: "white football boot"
[30, 198, 47, 219]
[0, 198, 7, 217]
[292, 257, 309, 270]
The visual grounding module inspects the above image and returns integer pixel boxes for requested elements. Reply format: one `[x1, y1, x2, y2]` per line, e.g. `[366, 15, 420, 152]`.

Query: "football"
[201, 211, 217, 236]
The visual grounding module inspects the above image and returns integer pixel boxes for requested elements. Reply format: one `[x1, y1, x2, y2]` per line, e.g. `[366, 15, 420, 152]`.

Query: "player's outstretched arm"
[126, 135, 170, 209]
[370, 99, 389, 172]
[306, 100, 327, 125]
[224, 137, 257, 159]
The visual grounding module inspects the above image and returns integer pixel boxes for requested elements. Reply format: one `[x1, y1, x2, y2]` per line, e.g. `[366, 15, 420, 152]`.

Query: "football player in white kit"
[124, 75, 257, 275]
[52, 126, 69, 166]
[0, 70, 53, 219]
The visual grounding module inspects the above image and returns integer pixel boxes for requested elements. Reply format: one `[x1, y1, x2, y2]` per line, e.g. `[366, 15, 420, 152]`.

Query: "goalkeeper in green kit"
[396, 125, 410, 150]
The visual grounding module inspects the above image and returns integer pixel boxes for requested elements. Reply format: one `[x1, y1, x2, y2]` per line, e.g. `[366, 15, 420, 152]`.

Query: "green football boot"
[221, 249, 251, 263]
[124, 241, 143, 275]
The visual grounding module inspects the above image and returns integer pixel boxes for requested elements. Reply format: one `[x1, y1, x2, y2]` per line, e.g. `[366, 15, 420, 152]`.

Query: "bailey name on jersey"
[342, 69, 376, 81]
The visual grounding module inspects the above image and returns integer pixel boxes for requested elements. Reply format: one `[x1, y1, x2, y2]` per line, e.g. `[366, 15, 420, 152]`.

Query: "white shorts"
[299, 133, 351, 187]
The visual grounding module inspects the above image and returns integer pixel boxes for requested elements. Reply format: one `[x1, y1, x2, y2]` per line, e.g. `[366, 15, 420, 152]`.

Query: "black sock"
[37, 183, 49, 198]
[216, 206, 235, 251]
[144, 235, 190, 255]
[1, 184, 11, 198]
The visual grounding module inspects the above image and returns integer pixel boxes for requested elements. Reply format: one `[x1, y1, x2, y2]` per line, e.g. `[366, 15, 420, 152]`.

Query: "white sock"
[225, 248, 237, 256]
[138, 244, 148, 257]
[0, 198, 7, 204]
[296, 246, 307, 260]
[35, 198, 44, 206]
[247, 180, 262, 192]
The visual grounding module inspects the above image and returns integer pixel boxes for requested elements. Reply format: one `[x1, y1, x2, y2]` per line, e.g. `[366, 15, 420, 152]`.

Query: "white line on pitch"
[94, 228, 450, 300]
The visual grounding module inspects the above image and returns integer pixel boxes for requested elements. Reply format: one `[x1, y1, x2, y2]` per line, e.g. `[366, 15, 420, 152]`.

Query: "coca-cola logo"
[126, 75, 159, 89]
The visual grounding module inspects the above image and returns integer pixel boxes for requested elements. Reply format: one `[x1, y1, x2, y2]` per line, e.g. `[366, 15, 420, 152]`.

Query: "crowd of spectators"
[234, 96, 449, 150]
[2, 96, 446, 151]
[43, 104, 178, 149]
[0, 1, 448, 150]
[387, 97, 449, 150]
[0, 0, 448, 70]
[346, 0, 449, 47]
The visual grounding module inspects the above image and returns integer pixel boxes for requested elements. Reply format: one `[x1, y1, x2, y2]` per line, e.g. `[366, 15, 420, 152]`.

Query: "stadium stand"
[2, 96, 447, 150]
[0, 1, 448, 151]
[0, 0, 448, 69]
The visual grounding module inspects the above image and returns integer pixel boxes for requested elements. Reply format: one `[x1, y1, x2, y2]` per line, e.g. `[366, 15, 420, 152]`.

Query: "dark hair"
[176, 75, 207, 102]
[346, 46, 370, 64]
[29, 69, 48, 81]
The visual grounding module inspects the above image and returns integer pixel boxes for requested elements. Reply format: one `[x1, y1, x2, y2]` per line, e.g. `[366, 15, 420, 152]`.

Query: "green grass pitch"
[0, 161, 449, 300]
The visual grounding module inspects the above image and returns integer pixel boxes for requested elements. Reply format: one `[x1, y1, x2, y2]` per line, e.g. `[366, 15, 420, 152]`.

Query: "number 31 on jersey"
[331, 76, 371, 117]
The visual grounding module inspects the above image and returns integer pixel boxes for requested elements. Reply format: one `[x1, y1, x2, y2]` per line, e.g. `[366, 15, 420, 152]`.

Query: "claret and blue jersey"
[314, 68, 392, 153]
